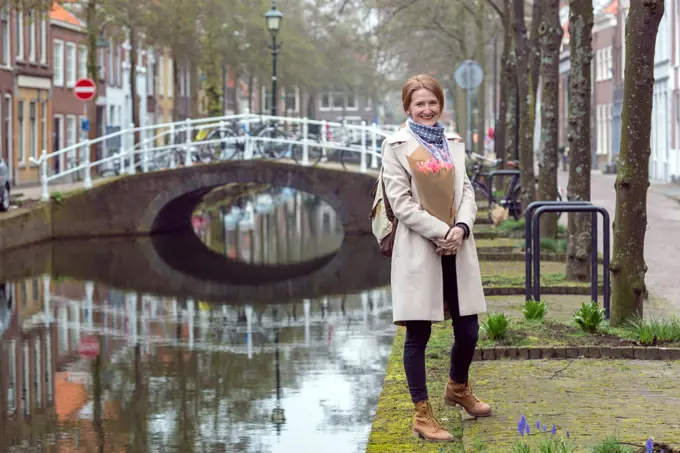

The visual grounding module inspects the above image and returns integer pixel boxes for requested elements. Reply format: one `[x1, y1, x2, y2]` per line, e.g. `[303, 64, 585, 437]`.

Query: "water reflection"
[0, 277, 394, 453]
[194, 187, 344, 265]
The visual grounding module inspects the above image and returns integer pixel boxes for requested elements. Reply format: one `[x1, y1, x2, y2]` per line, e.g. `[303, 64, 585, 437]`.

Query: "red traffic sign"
[78, 335, 100, 359]
[73, 78, 96, 101]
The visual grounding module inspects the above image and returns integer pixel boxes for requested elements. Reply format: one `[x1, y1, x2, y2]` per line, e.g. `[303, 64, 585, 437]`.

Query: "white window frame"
[345, 91, 358, 111]
[28, 10, 35, 62]
[283, 87, 299, 113]
[53, 39, 64, 87]
[15, 10, 23, 61]
[1, 8, 10, 67]
[78, 44, 88, 80]
[65, 42, 76, 87]
[40, 13, 46, 64]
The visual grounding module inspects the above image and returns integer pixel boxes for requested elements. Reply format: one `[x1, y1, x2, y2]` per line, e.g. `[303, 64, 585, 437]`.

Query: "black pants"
[403, 255, 480, 403]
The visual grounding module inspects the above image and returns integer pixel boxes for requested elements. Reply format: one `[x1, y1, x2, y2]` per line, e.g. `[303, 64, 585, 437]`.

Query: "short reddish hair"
[402, 74, 445, 113]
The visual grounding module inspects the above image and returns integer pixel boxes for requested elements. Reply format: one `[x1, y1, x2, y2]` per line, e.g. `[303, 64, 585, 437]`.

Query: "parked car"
[0, 156, 9, 212]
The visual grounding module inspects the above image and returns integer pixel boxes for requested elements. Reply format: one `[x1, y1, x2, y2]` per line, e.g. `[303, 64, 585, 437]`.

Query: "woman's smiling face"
[407, 88, 441, 127]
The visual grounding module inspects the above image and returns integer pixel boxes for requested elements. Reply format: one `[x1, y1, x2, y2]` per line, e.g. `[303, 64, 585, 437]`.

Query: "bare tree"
[537, 0, 563, 239]
[610, 0, 665, 326]
[513, 0, 536, 211]
[565, 0, 594, 281]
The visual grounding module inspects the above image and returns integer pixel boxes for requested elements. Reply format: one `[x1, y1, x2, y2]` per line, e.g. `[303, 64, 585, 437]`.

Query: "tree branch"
[486, 0, 504, 20]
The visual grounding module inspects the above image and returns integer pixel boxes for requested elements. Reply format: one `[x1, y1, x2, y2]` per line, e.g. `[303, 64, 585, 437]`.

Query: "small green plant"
[589, 435, 636, 453]
[523, 299, 547, 321]
[51, 192, 64, 203]
[573, 302, 606, 334]
[481, 312, 510, 340]
[624, 314, 680, 345]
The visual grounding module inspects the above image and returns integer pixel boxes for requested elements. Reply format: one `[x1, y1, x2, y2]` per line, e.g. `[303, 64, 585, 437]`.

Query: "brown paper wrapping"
[406, 146, 456, 226]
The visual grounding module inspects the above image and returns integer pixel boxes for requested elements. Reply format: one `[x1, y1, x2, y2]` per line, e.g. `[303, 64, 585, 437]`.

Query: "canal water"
[0, 186, 395, 453]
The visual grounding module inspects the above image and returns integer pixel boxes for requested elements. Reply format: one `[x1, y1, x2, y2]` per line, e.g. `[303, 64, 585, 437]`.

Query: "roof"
[50, 2, 84, 29]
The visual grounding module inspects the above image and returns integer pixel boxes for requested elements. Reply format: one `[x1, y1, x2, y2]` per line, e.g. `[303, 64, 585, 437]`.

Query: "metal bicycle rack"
[486, 169, 521, 219]
[525, 203, 611, 319]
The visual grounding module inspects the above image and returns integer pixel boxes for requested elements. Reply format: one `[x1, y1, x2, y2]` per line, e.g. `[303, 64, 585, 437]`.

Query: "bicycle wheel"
[255, 127, 291, 159]
[291, 133, 323, 166]
[207, 128, 240, 161]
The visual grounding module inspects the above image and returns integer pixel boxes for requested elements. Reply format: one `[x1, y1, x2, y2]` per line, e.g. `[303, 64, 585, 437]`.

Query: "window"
[116, 45, 122, 85]
[168, 59, 173, 96]
[41, 101, 47, 155]
[261, 86, 270, 113]
[98, 48, 105, 80]
[284, 87, 298, 112]
[78, 45, 87, 79]
[53, 40, 64, 86]
[15, 10, 23, 60]
[18, 101, 24, 164]
[621, 8, 629, 78]
[346, 92, 357, 110]
[40, 13, 46, 64]
[319, 89, 356, 110]
[320, 92, 331, 109]
[66, 115, 76, 147]
[65, 42, 76, 87]
[1, 8, 9, 66]
[28, 11, 35, 62]
[444, 89, 454, 112]
[29, 101, 36, 159]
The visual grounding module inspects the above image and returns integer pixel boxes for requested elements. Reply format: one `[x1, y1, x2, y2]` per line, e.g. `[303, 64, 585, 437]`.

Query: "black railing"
[526, 203, 611, 318]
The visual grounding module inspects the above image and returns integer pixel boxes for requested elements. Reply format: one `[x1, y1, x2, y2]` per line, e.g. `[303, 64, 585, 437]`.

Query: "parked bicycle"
[467, 152, 564, 220]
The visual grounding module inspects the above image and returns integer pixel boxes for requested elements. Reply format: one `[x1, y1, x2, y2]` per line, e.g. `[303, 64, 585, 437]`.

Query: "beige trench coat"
[382, 128, 487, 325]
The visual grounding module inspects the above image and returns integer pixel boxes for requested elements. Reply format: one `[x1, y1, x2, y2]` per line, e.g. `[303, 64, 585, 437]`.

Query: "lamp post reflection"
[271, 325, 285, 432]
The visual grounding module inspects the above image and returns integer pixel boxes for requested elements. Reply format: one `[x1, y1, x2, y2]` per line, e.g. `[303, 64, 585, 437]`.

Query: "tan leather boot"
[412, 400, 455, 442]
[444, 378, 492, 418]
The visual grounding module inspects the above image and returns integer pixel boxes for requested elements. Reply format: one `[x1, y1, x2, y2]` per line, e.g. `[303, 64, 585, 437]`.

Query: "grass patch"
[366, 326, 465, 452]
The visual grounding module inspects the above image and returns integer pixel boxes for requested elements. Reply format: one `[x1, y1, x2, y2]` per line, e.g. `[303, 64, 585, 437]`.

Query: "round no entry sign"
[74, 78, 97, 101]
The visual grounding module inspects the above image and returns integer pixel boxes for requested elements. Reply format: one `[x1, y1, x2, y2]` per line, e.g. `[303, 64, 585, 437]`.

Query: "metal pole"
[466, 86, 472, 149]
[271, 36, 278, 117]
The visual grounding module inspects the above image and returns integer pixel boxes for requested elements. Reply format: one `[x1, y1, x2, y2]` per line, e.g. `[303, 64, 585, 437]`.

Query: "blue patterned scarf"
[406, 118, 452, 163]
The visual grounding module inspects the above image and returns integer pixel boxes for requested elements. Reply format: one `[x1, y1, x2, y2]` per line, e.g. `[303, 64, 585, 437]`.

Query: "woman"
[381, 74, 492, 443]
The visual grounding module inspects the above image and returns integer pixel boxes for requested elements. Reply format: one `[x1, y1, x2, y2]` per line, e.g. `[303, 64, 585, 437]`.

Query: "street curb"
[473, 345, 680, 361]
[483, 285, 603, 296]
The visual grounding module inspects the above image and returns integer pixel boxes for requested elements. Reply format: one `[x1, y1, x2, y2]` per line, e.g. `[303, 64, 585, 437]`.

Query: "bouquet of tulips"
[406, 148, 457, 226]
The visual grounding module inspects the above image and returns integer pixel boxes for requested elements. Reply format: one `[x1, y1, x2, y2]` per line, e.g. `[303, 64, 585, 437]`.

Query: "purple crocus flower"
[536, 420, 540, 429]
[551, 425, 557, 435]
[518, 415, 527, 436]
[646, 439, 653, 453]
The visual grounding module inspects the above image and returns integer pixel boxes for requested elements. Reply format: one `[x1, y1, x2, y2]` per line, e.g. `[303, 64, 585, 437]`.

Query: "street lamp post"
[264, 1, 283, 117]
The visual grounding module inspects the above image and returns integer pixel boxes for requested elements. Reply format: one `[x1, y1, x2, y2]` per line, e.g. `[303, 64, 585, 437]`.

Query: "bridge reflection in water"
[0, 185, 394, 453]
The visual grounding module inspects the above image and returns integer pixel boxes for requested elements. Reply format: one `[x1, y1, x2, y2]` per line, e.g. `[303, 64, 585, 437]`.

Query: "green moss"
[366, 327, 466, 453]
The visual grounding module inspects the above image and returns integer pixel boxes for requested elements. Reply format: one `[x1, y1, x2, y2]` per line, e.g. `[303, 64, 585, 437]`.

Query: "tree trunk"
[504, 47, 518, 167]
[529, 0, 542, 101]
[513, 0, 536, 211]
[537, 0, 563, 239]
[475, 0, 486, 156]
[494, 0, 512, 161]
[565, 0, 594, 281]
[610, 0, 664, 326]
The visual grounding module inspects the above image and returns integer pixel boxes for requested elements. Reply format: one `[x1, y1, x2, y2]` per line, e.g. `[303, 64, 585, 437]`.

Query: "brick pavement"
[558, 170, 680, 310]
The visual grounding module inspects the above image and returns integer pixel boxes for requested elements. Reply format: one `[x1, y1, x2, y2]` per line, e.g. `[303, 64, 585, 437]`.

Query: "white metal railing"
[29, 113, 396, 202]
